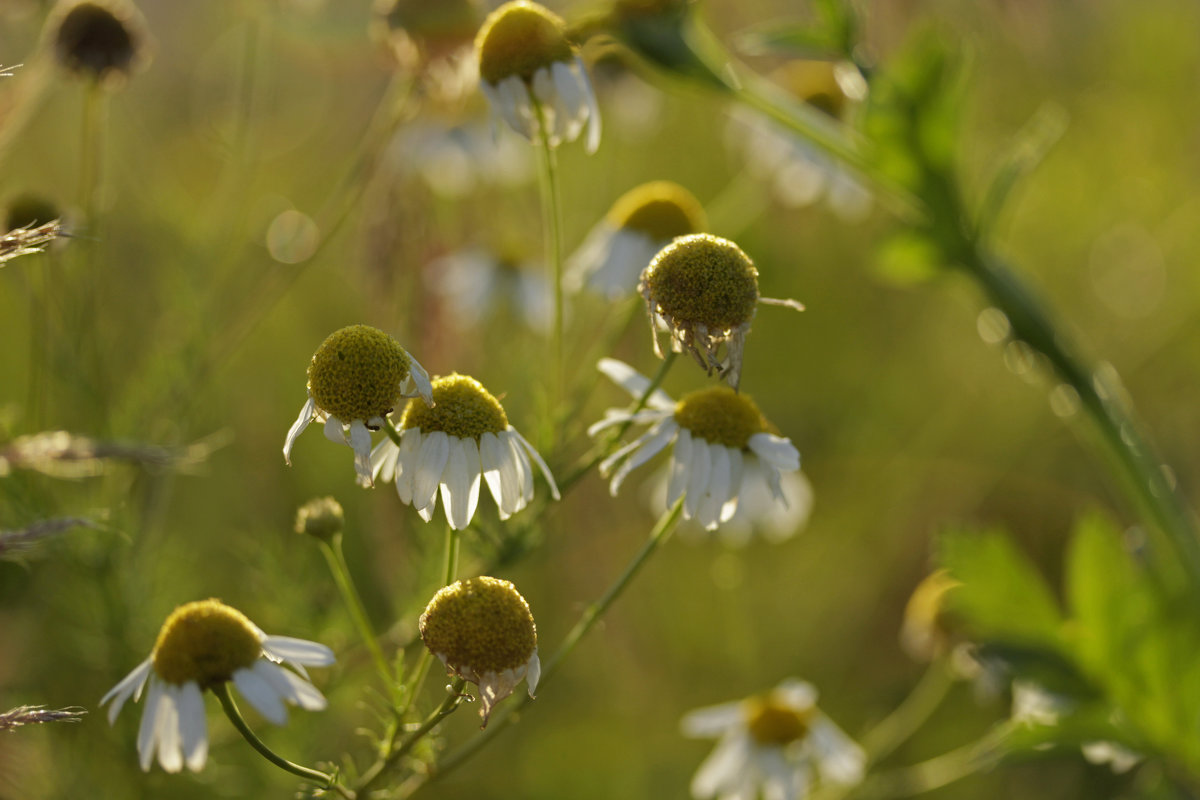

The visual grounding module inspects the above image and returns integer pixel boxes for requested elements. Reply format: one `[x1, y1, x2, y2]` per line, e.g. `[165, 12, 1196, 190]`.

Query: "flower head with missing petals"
[567, 180, 706, 299]
[100, 599, 334, 773]
[589, 359, 800, 531]
[371, 374, 559, 530]
[475, 1, 601, 152]
[420, 576, 539, 726]
[681, 679, 865, 800]
[283, 325, 433, 488]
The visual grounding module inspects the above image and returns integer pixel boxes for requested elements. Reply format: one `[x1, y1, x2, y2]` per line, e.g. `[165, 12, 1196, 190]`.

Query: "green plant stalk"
[397, 524, 460, 721]
[410, 498, 686, 793]
[844, 724, 1013, 800]
[859, 659, 955, 766]
[320, 534, 397, 704]
[532, 96, 566, 426]
[212, 682, 347, 795]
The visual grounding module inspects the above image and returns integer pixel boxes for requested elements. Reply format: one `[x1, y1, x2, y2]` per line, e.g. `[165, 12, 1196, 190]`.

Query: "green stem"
[353, 677, 468, 796]
[212, 682, 346, 794]
[412, 498, 686, 793]
[860, 660, 954, 766]
[397, 524, 460, 719]
[532, 96, 566, 421]
[320, 534, 397, 703]
[846, 725, 1012, 800]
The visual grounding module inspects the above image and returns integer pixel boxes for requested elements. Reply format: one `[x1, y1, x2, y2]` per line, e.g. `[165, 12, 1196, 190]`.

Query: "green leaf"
[976, 103, 1068, 235]
[734, 22, 844, 60]
[872, 227, 944, 285]
[937, 526, 1063, 646]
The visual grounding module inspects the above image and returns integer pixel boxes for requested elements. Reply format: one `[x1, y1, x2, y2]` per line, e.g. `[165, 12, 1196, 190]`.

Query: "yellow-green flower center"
[475, 1, 573, 86]
[744, 694, 812, 746]
[642, 234, 759, 331]
[419, 576, 537, 675]
[607, 181, 707, 241]
[294, 496, 345, 541]
[152, 599, 262, 687]
[400, 374, 508, 440]
[306, 325, 412, 423]
[775, 60, 848, 119]
[674, 387, 767, 448]
[380, 0, 479, 41]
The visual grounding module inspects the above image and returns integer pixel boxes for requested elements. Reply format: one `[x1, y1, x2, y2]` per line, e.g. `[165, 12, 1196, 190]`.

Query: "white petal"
[667, 428, 692, 505]
[502, 430, 534, 505]
[684, 439, 713, 519]
[497, 76, 537, 141]
[234, 667, 287, 726]
[691, 731, 753, 799]
[510, 427, 560, 500]
[349, 420, 374, 488]
[597, 358, 675, 410]
[564, 223, 613, 293]
[137, 678, 164, 772]
[440, 437, 482, 530]
[262, 635, 336, 667]
[412, 430, 451, 514]
[323, 415, 346, 445]
[371, 437, 400, 484]
[587, 407, 668, 437]
[748, 432, 801, 472]
[253, 660, 327, 712]
[720, 448, 745, 523]
[177, 681, 208, 772]
[696, 445, 733, 530]
[283, 397, 316, 465]
[575, 56, 602, 154]
[407, 354, 434, 406]
[532, 67, 561, 146]
[394, 429, 423, 504]
[154, 684, 183, 773]
[479, 431, 507, 512]
[101, 657, 153, 725]
[525, 650, 541, 697]
[679, 702, 743, 738]
[810, 716, 866, 785]
[549, 61, 586, 142]
[609, 418, 676, 494]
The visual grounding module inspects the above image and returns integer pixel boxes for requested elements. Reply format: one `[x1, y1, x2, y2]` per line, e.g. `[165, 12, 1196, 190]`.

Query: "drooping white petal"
[177, 681, 208, 773]
[137, 678, 164, 772]
[394, 428, 423, 504]
[747, 432, 801, 472]
[690, 730, 753, 799]
[608, 418, 676, 494]
[575, 56, 602, 154]
[412, 430, 451, 514]
[684, 439, 713, 519]
[440, 436, 482, 530]
[348, 419, 375, 488]
[510, 427, 560, 500]
[371, 437, 400, 484]
[720, 447, 745, 524]
[502, 430, 535, 504]
[587, 407, 669, 437]
[679, 702, 743, 738]
[809, 716, 866, 785]
[479, 432, 509, 516]
[154, 684, 183, 773]
[597, 358, 675, 410]
[549, 60, 586, 142]
[262, 635, 336, 667]
[233, 666, 287, 726]
[283, 397, 316, 465]
[696, 444, 733, 530]
[667, 428, 692, 505]
[323, 415, 346, 445]
[407, 354, 434, 406]
[101, 657, 154, 725]
[531, 67, 561, 146]
[253, 660, 327, 712]
[525, 650, 541, 698]
[496, 75, 537, 141]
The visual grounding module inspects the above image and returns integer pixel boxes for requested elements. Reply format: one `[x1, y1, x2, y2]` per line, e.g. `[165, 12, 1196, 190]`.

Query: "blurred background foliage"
[1, 0, 1199, 797]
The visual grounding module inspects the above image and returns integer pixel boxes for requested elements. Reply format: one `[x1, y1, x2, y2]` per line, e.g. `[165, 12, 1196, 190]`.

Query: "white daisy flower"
[426, 246, 551, 332]
[370, 373, 559, 530]
[283, 324, 433, 488]
[589, 358, 801, 531]
[682, 679, 866, 800]
[566, 180, 707, 299]
[100, 599, 335, 773]
[474, 1, 601, 152]
[728, 60, 871, 221]
[420, 576, 539, 727]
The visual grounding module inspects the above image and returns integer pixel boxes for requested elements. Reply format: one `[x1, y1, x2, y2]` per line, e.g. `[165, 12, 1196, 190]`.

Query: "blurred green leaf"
[873, 228, 944, 285]
[977, 103, 1068, 236]
[937, 527, 1063, 645]
[735, 22, 844, 60]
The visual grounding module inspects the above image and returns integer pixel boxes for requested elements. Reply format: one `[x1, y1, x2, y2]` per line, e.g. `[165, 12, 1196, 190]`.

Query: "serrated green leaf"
[937, 527, 1063, 645]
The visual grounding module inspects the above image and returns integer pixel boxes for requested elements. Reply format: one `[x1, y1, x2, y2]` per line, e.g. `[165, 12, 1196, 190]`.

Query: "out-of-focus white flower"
[728, 60, 871, 221]
[101, 599, 334, 773]
[566, 180, 706, 300]
[1011, 680, 1142, 773]
[390, 120, 533, 199]
[371, 373, 559, 530]
[589, 359, 800, 531]
[474, 1, 600, 151]
[426, 246, 551, 332]
[681, 679, 865, 800]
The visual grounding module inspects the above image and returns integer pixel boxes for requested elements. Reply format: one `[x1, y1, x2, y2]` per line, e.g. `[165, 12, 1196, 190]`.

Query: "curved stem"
[411, 498, 686, 794]
[212, 682, 346, 794]
[846, 725, 1012, 800]
[320, 535, 397, 703]
[860, 660, 955, 766]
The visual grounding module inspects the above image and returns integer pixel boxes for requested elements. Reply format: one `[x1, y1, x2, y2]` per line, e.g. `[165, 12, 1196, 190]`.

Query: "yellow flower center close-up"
[642, 234, 759, 331]
[475, 1, 573, 86]
[400, 374, 509, 440]
[306, 324, 412, 424]
[419, 576, 537, 675]
[151, 599, 262, 687]
[744, 694, 812, 746]
[607, 181, 707, 241]
[674, 386, 768, 449]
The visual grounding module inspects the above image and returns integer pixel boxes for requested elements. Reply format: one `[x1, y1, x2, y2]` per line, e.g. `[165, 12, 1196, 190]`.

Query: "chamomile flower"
[589, 358, 800, 531]
[100, 599, 334, 773]
[566, 180, 707, 299]
[474, 1, 601, 152]
[370, 374, 559, 530]
[728, 60, 871, 220]
[283, 325, 433, 488]
[682, 679, 865, 800]
[372, 0, 481, 106]
[426, 246, 551, 332]
[420, 576, 539, 726]
[639, 234, 802, 389]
